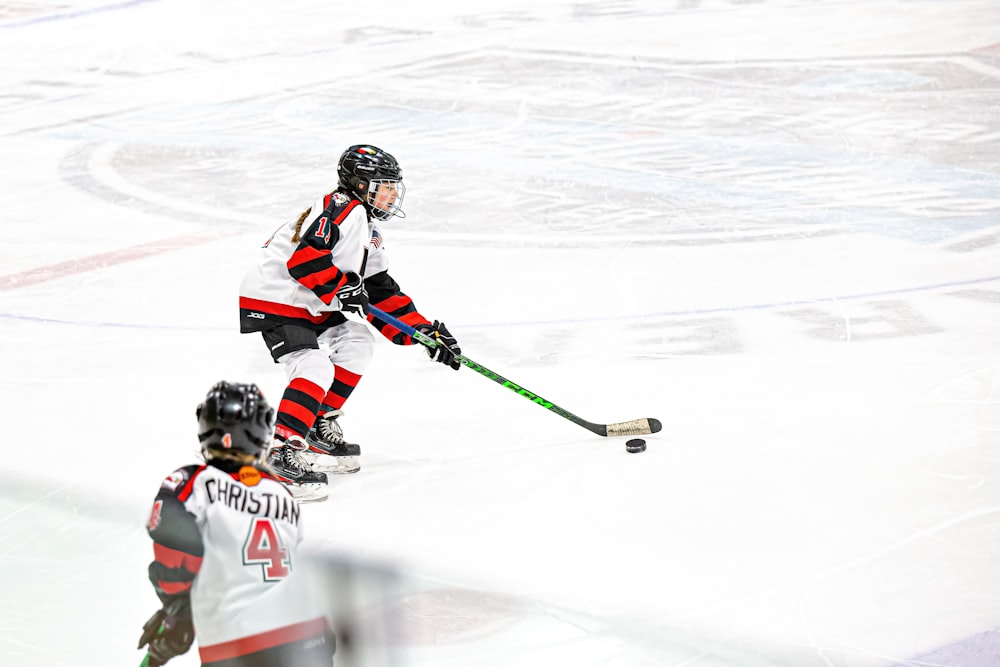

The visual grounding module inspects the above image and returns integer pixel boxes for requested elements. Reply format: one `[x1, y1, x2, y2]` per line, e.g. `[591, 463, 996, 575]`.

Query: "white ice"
[1, 1, 999, 665]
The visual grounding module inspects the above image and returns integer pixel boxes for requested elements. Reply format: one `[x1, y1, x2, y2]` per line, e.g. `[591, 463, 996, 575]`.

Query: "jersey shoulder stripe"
[177, 465, 208, 502]
[156, 464, 205, 500]
[321, 191, 362, 225]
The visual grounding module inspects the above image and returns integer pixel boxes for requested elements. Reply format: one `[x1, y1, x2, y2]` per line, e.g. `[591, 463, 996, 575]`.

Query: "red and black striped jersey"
[239, 189, 430, 345]
[146, 460, 329, 660]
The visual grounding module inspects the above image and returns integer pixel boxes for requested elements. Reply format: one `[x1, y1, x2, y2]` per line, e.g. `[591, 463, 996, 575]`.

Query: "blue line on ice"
[0, 0, 158, 29]
[2, 274, 997, 331]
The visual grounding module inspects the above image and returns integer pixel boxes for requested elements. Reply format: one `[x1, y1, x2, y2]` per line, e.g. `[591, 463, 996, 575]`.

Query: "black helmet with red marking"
[337, 144, 406, 221]
[196, 381, 274, 458]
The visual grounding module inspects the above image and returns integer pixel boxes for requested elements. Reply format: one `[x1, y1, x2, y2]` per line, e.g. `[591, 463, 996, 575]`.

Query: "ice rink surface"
[1, 0, 999, 665]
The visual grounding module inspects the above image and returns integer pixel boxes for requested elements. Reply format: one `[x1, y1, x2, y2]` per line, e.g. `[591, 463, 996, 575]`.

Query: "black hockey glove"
[415, 320, 462, 371]
[137, 596, 195, 667]
[335, 271, 370, 315]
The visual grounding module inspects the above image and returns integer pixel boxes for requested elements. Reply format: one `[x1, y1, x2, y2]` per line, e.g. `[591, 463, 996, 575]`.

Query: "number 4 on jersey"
[243, 518, 290, 581]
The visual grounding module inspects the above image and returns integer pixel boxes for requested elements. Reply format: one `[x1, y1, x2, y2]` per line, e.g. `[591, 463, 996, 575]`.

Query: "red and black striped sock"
[274, 377, 326, 441]
[318, 366, 363, 416]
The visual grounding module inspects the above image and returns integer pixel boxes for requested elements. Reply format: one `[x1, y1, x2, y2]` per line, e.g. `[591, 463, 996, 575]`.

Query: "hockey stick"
[137, 616, 162, 667]
[367, 305, 662, 437]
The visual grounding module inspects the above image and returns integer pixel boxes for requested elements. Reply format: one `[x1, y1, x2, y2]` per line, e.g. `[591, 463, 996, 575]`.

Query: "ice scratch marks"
[778, 300, 944, 343]
[0, 0, 158, 30]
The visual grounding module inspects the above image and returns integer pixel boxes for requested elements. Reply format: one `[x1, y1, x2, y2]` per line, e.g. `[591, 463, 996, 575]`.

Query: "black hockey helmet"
[337, 144, 406, 221]
[196, 381, 274, 458]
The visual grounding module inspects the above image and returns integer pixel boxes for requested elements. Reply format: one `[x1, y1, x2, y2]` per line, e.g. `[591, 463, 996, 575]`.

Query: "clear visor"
[366, 179, 406, 220]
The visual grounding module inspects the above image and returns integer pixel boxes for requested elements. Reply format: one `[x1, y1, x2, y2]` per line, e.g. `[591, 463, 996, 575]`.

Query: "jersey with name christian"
[146, 462, 327, 650]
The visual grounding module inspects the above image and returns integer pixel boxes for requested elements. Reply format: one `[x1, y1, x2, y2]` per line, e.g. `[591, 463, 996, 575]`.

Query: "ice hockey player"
[238, 144, 463, 501]
[138, 381, 335, 667]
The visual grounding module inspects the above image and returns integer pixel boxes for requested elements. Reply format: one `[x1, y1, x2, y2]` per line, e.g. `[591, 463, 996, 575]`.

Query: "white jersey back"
[147, 463, 327, 651]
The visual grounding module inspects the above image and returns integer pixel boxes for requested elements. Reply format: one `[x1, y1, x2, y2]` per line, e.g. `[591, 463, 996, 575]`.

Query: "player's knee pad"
[277, 347, 335, 389]
[318, 320, 375, 375]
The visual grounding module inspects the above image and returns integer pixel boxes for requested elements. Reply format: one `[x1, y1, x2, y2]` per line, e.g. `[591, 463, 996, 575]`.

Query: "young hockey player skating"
[239, 145, 462, 501]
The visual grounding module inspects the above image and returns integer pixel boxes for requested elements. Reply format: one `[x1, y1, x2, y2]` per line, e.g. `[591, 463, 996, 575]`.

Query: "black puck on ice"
[626, 438, 646, 453]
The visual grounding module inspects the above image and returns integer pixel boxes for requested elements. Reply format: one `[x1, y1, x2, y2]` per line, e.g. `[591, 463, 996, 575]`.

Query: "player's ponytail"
[290, 208, 311, 243]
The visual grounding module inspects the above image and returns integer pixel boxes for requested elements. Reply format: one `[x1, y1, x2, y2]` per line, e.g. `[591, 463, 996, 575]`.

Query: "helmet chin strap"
[366, 205, 404, 221]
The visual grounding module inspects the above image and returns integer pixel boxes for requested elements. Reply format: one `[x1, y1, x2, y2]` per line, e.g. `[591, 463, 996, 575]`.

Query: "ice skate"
[266, 437, 330, 502]
[303, 410, 361, 474]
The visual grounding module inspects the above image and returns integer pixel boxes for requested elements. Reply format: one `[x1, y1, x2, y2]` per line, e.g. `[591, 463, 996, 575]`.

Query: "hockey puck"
[626, 438, 646, 453]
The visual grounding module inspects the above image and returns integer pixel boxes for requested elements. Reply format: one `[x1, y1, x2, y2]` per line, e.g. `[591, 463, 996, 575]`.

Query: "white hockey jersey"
[238, 190, 389, 331]
[146, 461, 330, 662]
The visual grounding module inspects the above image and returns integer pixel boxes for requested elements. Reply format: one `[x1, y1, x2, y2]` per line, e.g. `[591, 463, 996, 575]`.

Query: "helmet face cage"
[366, 179, 406, 221]
[196, 382, 275, 460]
[337, 145, 406, 221]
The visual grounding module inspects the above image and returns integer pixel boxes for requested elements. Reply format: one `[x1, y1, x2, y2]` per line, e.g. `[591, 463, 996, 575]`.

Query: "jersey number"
[314, 216, 331, 244]
[243, 518, 290, 581]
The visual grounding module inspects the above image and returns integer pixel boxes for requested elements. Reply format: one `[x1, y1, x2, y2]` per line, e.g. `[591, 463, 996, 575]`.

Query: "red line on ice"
[0, 232, 231, 291]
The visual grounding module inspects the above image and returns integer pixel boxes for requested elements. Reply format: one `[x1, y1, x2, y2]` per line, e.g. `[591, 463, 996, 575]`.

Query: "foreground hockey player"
[239, 144, 462, 501]
[138, 381, 335, 667]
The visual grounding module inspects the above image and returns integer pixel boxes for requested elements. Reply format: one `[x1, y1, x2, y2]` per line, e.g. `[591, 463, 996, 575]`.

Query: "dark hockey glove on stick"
[137, 596, 194, 667]
[335, 271, 370, 315]
[414, 320, 462, 370]
[368, 305, 661, 437]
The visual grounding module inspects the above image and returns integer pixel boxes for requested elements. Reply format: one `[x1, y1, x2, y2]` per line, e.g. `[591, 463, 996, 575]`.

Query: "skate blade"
[302, 452, 361, 474]
[287, 483, 330, 503]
